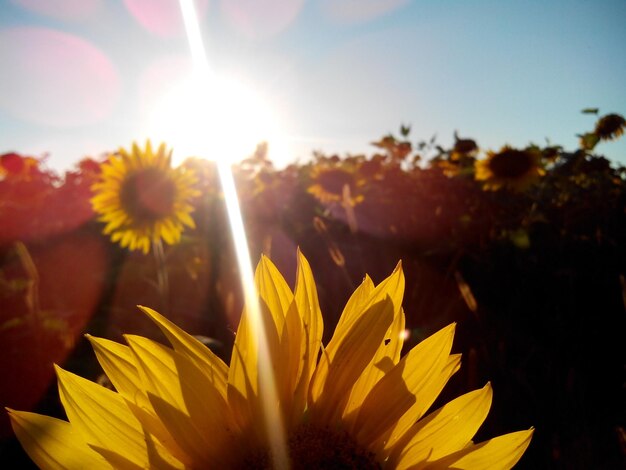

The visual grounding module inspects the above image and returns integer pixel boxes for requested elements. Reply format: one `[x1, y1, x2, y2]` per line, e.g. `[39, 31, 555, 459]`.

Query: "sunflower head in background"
[594, 113, 625, 142]
[475, 145, 545, 191]
[451, 136, 479, 161]
[8, 251, 533, 469]
[90, 141, 199, 254]
[307, 161, 366, 206]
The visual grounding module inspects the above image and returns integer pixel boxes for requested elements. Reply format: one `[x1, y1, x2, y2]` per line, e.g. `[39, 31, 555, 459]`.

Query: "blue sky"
[1, 0, 625, 172]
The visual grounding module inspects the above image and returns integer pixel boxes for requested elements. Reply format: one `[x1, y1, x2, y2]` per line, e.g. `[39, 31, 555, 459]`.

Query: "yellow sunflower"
[307, 163, 365, 206]
[8, 252, 533, 469]
[594, 113, 625, 141]
[91, 141, 199, 254]
[475, 146, 545, 191]
[451, 137, 479, 161]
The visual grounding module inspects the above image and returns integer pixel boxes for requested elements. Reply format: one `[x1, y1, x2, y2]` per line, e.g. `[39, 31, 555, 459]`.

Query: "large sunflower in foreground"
[8, 252, 533, 469]
[475, 146, 544, 191]
[91, 141, 199, 254]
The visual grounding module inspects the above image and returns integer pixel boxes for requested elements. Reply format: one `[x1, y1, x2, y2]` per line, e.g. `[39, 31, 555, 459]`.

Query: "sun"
[143, 72, 291, 167]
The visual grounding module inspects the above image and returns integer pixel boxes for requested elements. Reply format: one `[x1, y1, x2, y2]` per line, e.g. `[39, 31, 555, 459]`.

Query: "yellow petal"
[354, 324, 456, 448]
[422, 428, 534, 470]
[255, 254, 294, 336]
[227, 297, 285, 444]
[310, 296, 395, 424]
[277, 300, 303, 421]
[7, 409, 110, 470]
[86, 335, 145, 404]
[343, 304, 406, 423]
[330, 262, 404, 406]
[126, 335, 232, 466]
[334, 274, 374, 332]
[292, 250, 324, 419]
[55, 366, 156, 468]
[132, 141, 142, 162]
[227, 307, 259, 435]
[89, 447, 143, 470]
[383, 352, 461, 453]
[139, 306, 228, 397]
[177, 210, 196, 228]
[390, 384, 493, 469]
[225, 261, 295, 436]
[159, 222, 176, 245]
[107, 155, 127, 175]
[86, 334, 188, 465]
[123, 401, 190, 468]
[338, 261, 403, 334]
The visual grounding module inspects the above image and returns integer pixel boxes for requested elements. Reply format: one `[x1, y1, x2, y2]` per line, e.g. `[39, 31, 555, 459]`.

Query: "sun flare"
[143, 72, 290, 167]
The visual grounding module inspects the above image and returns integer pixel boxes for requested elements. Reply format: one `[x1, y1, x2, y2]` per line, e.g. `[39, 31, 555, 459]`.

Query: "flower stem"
[152, 238, 170, 314]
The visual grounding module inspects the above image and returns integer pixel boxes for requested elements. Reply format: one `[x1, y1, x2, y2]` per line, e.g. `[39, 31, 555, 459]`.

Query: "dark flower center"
[237, 425, 381, 470]
[454, 138, 478, 155]
[316, 169, 355, 196]
[358, 160, 383, 178]
[595, 113, 625, 139]
[488, 149, 534, 179]
[120, 168, 177, 222]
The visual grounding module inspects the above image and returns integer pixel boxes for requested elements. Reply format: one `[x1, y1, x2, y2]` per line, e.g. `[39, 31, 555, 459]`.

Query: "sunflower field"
[1, 112, 625, 468]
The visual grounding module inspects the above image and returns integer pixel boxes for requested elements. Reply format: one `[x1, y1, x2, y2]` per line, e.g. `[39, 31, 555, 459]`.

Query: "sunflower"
[475, 146, 544, 191]
[91, 141, 199, 254]
[307, 162, 365, 206]
[594, 113, 625, 141]
[451, 137, 479, 161]
[8, 252, 533, 469]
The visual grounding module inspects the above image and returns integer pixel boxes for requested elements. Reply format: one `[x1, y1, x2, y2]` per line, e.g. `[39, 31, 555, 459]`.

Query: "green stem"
[153, 238, 170, 315]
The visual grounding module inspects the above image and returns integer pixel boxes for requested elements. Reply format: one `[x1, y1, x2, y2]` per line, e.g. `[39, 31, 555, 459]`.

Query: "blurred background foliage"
[1, 111, 625, 468]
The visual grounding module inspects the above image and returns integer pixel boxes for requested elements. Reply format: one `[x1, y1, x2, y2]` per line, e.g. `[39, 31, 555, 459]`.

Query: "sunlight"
[144, 72, 290, 166]
[177, 1, 289, 468]
[144, 0, 290, 167]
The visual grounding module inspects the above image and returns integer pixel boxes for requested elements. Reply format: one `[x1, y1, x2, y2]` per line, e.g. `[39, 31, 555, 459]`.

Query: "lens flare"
[178, 1, 289, 468]
[143, 71, 289, 166]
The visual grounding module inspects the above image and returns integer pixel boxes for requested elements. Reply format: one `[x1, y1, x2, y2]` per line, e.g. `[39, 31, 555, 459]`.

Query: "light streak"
[178, 1, 289, 468]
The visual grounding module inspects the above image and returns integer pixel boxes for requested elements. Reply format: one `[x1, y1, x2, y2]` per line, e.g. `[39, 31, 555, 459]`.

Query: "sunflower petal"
[255, 254, 294, 335]
[383, 352, 462, 453]
[89, 447, 143, 470]
[7, 409, 110, 470]
[335, 275, 374, 331]
[126, 335, 231, 466]
[86, 335, 147, 405]
[139, 306, 228, 396]
[310, 296, 395, 424]
[334, 262, 404, 357]
[227, 308, 259, 434]
[354, 324, 456, 447]
[87, 339, 187, 462]
[343, 304, 406, 422]
[292, 250, 324, 418]
[390, 384, 493, 469]
[55, 366, 155, 467]
[278, 300, 304, 420]
[422, 428, 534, 470]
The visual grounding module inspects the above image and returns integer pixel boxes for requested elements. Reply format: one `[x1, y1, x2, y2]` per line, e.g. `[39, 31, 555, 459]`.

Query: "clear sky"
[1, 0, 625, 172]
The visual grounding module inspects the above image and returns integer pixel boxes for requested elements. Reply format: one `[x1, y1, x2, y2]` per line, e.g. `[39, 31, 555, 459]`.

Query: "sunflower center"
[453, 138, 478, 155]
[595, 113, 625, 139]
[120, 168, 177, 222]
[317, 169, 355, 196]
[488, 149, 533, 178]
[237, 425, 381, 469]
